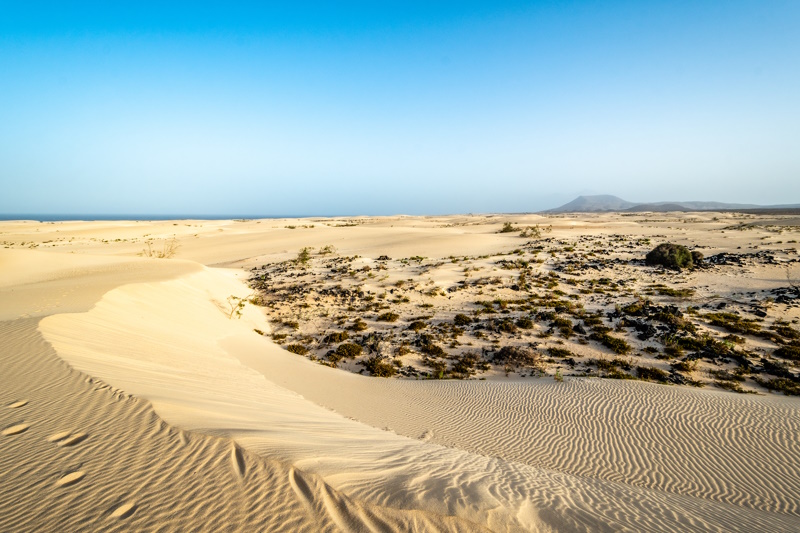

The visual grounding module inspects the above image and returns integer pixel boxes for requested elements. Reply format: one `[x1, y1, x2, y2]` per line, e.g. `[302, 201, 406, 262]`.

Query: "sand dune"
[40, 261, 800, 531]
[2, 215, 800, 531]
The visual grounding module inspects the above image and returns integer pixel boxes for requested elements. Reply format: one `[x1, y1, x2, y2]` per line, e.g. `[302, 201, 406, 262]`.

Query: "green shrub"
[703, 312, 761, 335]
[670, 360, 696, 372]
[420, 343, 447, 358]
[296, 247, 312, 267]
[495, 318, 518, 333]
[645, 243, 697, 270]
[335, 343, 363, 358]
[548, 347, 574, 358]
[454, 314, 472, 326]
[492, 346, 541, 368]
[516, 317, 534, 329]
[636, 366, 669, 382]
[347, 319, 368, 331]
[408, 320, 427, 332]
[286, 344, 309, 355]
[774, 345, 800, 361]
[376, 312, 400, 322]
[361, 356, 396, 377]
[754, 377, 800, 396]
[498, 222, 515, 233]
[323, 331, 349, 343]
[590, 331, 632, 354]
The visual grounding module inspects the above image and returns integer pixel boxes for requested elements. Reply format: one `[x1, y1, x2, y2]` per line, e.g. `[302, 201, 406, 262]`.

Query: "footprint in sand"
[47, 431, 88, 447]
[56, 471, 85, 487]
[2, 423, 30, 436]
[7, 400, 28, 409]
[109, 502, 137, 519]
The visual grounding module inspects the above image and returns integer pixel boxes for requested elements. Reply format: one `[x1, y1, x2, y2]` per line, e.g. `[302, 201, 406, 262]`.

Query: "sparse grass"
[140, 237, 180, 259]
[703, 312, 761, 335]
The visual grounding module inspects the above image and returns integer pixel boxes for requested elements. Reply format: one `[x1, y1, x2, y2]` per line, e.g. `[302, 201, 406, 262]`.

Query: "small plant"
[361, 356, 397, 377]
[335, 343, 363, 358]
[516, 317, 534, 329]
[296, 247, 312, 267]
[420, 343, 447, 358]
[323, 331, 349, 344]
[498, 222, 516, 234]
[347, 319, 368, 331]
[408, 320, 427, 332]
[590, 331, 632, 355]
[227, 296, 246, 319]
[453, 313, 472, 326]
[286, 344, 309, 355]
[141, 237, 180, 258]
[554, 369, 564, 382]
[376, 312, 400, 322]
[636, 366, 669, 382]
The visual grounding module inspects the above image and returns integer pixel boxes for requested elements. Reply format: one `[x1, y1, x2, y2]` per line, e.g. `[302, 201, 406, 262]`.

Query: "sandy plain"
[1, 212, 799, 532]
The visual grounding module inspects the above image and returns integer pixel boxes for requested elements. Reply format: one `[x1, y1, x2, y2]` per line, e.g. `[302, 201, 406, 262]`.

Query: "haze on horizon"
[1, 1, 798, 217]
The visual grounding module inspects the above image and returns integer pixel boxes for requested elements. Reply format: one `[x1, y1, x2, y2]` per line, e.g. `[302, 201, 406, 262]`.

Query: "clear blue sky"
[1, 1, 798, 215]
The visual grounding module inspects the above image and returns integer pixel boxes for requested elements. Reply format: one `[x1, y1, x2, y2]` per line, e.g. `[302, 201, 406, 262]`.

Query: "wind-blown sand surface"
[2, 214, 799, 531]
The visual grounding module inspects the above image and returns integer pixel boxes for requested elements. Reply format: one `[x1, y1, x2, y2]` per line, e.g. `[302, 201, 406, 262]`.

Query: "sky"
[1, 1, 799, 216]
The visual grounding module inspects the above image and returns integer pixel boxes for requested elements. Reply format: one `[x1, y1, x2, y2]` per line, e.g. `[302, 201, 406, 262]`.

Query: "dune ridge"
[39, 264, 800, 531]
[0, 319, 487, 532]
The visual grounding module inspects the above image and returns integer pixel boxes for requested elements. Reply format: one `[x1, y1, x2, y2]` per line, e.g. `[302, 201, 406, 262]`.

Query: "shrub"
[376, 312, 400, 322]
[645, 243, 697, 270]
[323, 331, 349, 344]
[714, 380, 749, 393]
[636, 366, 669, 382]
[296, 247, 312, 267]
[704, 312, 761, 335]
[754, 377, 800, 396]
[408, 320, 427, 332]
[495, 318, 518, 333]
[492, 346, 542, 368]
[335, 343, 362, 358]
[451, 353, 480, 378]
[590, 331, 632, 355]
[774, 345, 800, 361]
[499, 222, 515, 233]
[773, 325, 800, 340]
[516, 317, 534, 329]
[548, 347, 574, 358]
[347, 319, 368, 331]
[670, 360, 696, 372]
[361, 356, 396, 377]
[454, 314, 472, 326]
[420, 343, 447, 358]
[286, 344, 309, 355]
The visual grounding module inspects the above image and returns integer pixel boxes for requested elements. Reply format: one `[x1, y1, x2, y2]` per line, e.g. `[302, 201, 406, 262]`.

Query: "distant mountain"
[548, 195, 637, 213]
[547, 195, 800, 213]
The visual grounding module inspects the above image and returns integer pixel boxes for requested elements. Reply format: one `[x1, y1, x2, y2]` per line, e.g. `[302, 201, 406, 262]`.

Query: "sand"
[2, 214, 799, 531]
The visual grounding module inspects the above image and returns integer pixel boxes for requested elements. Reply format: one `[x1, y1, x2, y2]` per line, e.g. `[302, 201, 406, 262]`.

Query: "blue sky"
[1, 1, 798, 215]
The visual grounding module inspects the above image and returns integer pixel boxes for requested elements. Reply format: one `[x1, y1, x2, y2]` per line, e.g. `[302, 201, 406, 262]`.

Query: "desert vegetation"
[247, 216, 800, 394]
